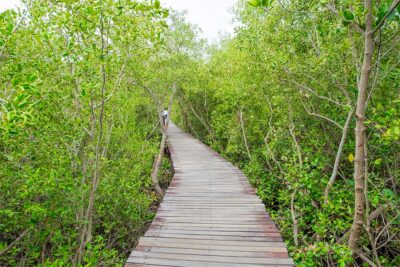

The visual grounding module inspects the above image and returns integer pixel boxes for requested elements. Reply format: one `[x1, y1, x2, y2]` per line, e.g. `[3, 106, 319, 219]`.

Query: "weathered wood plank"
[144, 232, 282, 242]
[126, 258, 293, 267]
[135, 246, 289, 258]
[146, 229, 281, 237]
[149, 223, 278, 230]
[138, 237, 287, 247]
[128, 251, 294, 265]
[137, 239, 288, 252]
[148, 227, 280, 235]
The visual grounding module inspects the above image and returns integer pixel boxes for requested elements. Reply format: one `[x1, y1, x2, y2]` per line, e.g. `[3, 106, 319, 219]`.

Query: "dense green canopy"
[0, 0, 399, 266]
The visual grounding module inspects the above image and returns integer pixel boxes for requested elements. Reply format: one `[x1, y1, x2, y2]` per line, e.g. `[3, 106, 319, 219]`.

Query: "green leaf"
[372, 195, 380, 206]
[12, 78, 20, 86]
[343, 10, 355, 21]
[27, 74, 38, 82]
[248, 0, 261, 7]
[393, 126, 400, 135]
[154, 0, 160, 9]
[260, 0, 274, 7]
[17, 96, 31, 108]
[374, 158, 382, 165]
[382, 188, 395, 199]
[162, 9, 169, 18]
[377, 4, 389, 21]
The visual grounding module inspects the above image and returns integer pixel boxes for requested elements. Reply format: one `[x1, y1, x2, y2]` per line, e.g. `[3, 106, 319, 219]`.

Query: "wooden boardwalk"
[126, 123, 294, 267]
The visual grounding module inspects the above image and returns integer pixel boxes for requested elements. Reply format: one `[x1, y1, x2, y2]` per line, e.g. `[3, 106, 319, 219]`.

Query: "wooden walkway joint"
[126, 123, 294, 266]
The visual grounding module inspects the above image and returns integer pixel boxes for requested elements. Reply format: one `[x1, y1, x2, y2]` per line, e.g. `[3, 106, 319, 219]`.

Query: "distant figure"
[162, 108, 169, 127]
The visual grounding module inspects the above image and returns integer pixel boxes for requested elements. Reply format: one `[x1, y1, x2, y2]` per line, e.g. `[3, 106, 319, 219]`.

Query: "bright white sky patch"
[0, 0, 20, 12]
[161, 0, 235, 43]
[1, 0, 236, 43]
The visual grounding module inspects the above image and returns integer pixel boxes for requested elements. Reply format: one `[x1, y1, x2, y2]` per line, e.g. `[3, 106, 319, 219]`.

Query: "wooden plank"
[155, 213, 269, 217]
[138, 237, 287, 247]
[149, 223, 278, 230]
[148, 225, 280, 233]
[155, 217, 272, 222]
[154, 219, 274, 225]
[129, 251, 294, 265]
[127, 257, 293, 267]
[138, 239, 288, 252]
[155, 212, 269, 217]
[159, 205, 266, 209]
[152, 220, 275, 225]
[125, 263, 171, 267]
[156, 210, 268, 215]
[146, 229, 281, 237]
[135, 246, 289, 258]
[158, 205, 266, 209]
[144, 233, 282, 242]
[157, 208, 266, 212]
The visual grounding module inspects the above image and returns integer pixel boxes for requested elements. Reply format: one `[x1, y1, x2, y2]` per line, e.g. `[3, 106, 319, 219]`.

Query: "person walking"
[162, 108, 169, 127]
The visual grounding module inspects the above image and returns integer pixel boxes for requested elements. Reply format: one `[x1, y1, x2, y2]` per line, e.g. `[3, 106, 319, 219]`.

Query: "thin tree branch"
[372, 0, 400, 35]
[325, 4, 365, 35]
[189, 102, 215, 139]
[285, 78, 345, 107]
[94, 51, 131, 108]
[324, 109, 354, 205]
[291, 188, 299, 246]
[373, 35, 400, 67]
[239, 108, 252, 161]
[0, 229, 29, 257]
[0, 0, 32, 59]
[356, 250, 378, 267]
[303, 103, 344, 130]
[289, 124, 303, 168]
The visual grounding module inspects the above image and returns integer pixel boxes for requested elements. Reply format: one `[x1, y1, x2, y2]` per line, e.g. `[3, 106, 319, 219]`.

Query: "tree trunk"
[151, 130, 166, 196]
[348, 0, 374, 254]
[74, 4, 107, 264]
[290, 188, 299, 246]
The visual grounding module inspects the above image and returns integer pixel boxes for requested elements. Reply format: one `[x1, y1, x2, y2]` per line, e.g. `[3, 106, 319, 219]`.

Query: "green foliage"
[173, 0, 400, 266]
[248, 0, 274, 8]
[1, 0, 399, 266]
[0, 0, 177, 265]
[293, 242, 352, 267]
